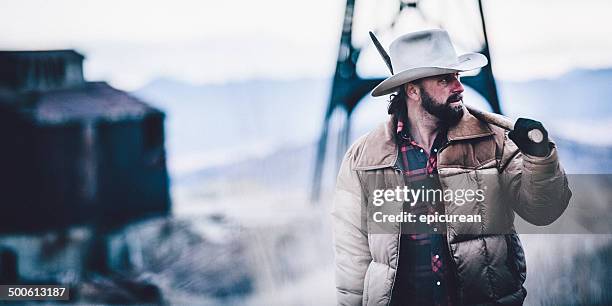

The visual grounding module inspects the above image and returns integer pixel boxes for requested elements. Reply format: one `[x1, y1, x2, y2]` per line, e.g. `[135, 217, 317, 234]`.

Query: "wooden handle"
[464, 104, 514, 130]
[464, 104, 543, 143]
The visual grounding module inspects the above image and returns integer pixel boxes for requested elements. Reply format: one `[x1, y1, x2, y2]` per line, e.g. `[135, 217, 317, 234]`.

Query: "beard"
[420, 87, 464, 125]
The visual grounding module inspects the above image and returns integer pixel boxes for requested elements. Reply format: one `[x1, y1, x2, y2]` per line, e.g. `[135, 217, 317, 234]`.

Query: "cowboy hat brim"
[371, 52, 488, 97]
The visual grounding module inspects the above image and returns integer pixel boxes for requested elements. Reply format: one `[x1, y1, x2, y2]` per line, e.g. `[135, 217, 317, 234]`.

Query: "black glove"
[508, 118, 551, 157]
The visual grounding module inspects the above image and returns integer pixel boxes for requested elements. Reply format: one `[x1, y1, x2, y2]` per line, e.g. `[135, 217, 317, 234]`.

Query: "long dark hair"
[388, 87, 408, 142]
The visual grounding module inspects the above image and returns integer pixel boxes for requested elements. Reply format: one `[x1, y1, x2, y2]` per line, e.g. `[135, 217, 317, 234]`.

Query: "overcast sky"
[1, 0, 611, 90]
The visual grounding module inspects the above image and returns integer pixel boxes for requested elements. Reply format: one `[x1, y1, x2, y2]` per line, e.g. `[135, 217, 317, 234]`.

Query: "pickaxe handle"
[465, 105, 544, 143]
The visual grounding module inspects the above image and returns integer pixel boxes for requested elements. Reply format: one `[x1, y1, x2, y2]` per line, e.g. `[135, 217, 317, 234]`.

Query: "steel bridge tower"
[311, 0, 500, 201]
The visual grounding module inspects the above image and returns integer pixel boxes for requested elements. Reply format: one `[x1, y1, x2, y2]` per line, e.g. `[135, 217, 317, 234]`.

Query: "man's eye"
[440, 74, 458, 85]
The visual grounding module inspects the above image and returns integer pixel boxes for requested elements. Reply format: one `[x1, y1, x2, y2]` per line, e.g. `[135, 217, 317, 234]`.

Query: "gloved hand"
[508, 118, 551, 157]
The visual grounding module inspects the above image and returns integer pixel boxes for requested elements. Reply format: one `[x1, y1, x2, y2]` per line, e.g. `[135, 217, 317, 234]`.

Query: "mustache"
[447, 93, 463, 103]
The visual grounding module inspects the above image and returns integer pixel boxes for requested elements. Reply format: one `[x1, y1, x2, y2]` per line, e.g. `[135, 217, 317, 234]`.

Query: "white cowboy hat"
[371, 29, 488, 97]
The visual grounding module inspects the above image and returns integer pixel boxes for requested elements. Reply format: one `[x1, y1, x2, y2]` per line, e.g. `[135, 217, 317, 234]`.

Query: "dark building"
[0, 50, 170, 232]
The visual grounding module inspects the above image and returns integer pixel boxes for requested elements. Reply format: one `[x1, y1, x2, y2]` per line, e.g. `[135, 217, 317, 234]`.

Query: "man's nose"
[451, 79, 464, 94]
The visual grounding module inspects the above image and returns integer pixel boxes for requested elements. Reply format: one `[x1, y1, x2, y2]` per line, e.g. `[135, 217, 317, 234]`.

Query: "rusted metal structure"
[0, 50, 170, 232]
[312, 0, 500, 201]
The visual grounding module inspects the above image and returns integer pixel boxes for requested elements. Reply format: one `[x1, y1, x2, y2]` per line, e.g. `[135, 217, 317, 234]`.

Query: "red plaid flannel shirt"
[390, 122, 457, 306]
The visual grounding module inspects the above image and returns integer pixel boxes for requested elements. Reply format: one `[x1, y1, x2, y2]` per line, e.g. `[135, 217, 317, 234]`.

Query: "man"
[332, 29, 571, 306]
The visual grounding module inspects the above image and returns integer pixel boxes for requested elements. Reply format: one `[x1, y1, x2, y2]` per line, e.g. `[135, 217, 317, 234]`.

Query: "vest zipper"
[387, 165, 403, 306]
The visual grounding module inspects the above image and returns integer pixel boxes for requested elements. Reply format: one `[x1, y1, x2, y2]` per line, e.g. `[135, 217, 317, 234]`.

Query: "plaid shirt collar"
[396, 118, 449, 177]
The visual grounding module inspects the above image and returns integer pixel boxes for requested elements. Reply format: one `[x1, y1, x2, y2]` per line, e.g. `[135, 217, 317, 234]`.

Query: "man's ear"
[405, 83, 420, 101]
